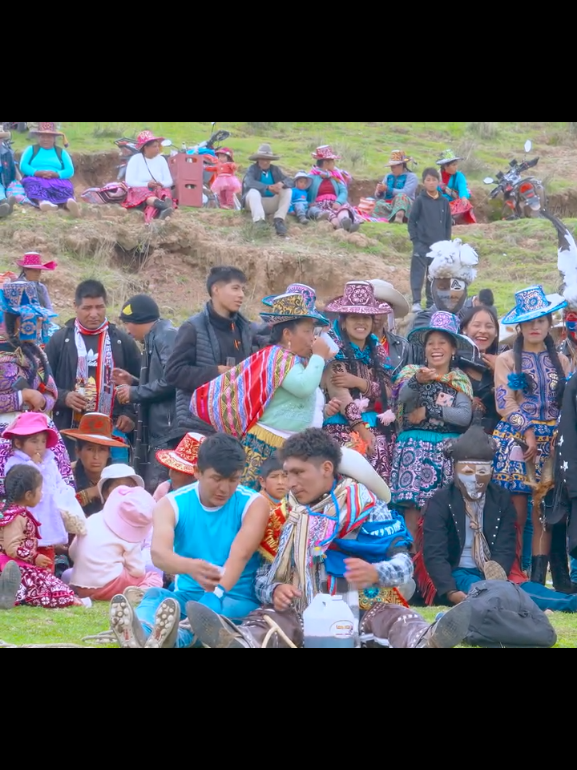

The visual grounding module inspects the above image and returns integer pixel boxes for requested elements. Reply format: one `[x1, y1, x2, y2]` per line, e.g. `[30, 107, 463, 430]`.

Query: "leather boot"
[531, 555, 549, 586]
[549, 524, 577, 593]
[360, 604, 429, 648]
[187, 602, 303, 649]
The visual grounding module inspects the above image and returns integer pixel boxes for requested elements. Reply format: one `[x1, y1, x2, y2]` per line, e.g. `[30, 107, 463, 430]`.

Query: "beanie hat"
[119, 295, 160, 325]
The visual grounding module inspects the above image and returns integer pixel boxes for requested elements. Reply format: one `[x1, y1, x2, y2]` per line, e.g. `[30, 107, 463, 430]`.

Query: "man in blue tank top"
[109, 434, 270, 648]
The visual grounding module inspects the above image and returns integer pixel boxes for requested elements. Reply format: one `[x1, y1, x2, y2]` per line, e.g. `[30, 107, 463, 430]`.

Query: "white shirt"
[125, 153, 173, 189]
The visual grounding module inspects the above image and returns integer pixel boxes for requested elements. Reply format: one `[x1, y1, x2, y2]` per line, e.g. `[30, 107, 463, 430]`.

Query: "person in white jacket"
[123, 130, 174, 222]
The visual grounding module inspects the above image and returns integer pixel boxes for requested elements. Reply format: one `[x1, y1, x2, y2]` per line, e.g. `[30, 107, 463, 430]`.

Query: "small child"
[15, 252, 56, 311]
[408, 167, 452, 312]
[258, 453, 288, 563]
[208, 148, 242, 209]
[68, 485, 162, 601]
[4, 412, 75, 570]
[289, 171, 312, 226]
[0, 464, 80, 608]
[154, 432, 204, 502]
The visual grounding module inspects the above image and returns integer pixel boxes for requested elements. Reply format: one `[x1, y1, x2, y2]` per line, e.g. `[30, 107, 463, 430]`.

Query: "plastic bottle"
[303, 594, 356, 649]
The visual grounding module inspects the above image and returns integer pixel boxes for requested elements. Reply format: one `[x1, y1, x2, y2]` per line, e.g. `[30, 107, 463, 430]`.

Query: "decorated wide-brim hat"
[16, 252, 57, 271]
[312, 145, 341, 161]
[408, 310, 476, 357]
[502, 285, 568, 326]
[293, 171, 313, 189]
[325, 281, 387, 316]
[0, 281, 56, 341]
[262, 283, 318, 309]
[368, 279, 411, 319]
[386, 150, 413, 167]
[157, 432, 205, 475]
[500, 293, 566, 342]
[30, 122, 69, 148]
[249, 143, 280, 161]
[136, 129, 165, 149]
[437, 149, 463, 165]
[260, 292, 329, 326]
[61, 412, 128, 448]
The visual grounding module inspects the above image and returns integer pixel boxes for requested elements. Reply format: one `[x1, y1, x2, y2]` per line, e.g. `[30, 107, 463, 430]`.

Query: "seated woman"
[323, 282, 396, 483]
[191, 292, 332, 488]
[374, 150, 419, 224]
[437, 150, 476, 224]
[123, 130, 174, 223]
[19, 123, 79, 217]
[308, 145, 362, 232]
[390, 312, 474, 540]
[459, 305, 501, 435]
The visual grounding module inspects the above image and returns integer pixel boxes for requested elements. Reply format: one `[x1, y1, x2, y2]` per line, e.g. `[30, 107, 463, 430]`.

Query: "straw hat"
[368, 279, 411, 319]
[249, 143, 280, 161]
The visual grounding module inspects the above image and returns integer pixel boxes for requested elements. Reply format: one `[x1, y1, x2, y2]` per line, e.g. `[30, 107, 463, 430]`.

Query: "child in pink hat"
[68, 486, 162, 601]
[4, 412, 75, 567]
[16, 252, 57, 311]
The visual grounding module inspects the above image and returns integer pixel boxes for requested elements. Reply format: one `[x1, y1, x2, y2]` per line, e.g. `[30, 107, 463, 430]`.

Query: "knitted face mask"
[432, 278, 467, 313]
[455, 461, 492, 501]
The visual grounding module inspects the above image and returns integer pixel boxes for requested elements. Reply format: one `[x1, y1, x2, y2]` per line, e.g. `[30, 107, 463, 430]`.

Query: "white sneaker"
[39, 201, 58, 212]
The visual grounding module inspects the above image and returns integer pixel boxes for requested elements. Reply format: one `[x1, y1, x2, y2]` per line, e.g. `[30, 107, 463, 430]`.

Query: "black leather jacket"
[128, 318, 179, 444]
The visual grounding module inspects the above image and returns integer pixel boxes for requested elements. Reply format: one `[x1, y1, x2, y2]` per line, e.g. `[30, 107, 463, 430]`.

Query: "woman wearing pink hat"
[16, 252, 57, 311]
[123, 130, 175, 223]
[68, 485, 162, 601]
[308, 145, 361, 232]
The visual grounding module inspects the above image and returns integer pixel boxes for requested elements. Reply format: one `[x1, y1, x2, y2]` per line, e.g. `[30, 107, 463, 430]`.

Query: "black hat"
[119, 295, 160, 325]
[444, 411, 498, 462]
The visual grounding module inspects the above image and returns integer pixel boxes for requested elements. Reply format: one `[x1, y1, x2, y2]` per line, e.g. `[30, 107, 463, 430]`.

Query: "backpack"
[0, 141, 17, 187]
[29, 144, 65, 169]
[465, 581, 557, 649]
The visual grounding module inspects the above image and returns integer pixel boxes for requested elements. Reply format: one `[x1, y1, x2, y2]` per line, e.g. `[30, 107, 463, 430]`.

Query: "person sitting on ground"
[423, 413, 577, 613]
[408, 168, 452, 313]
[114, 294, 179, 492]
[187, 429, 473, 650]
[19, 122, 79, 217]
[242, 143, 293, 236]
[257, 453, 288, 564]
[165, 267, 258, 439]
[374, 150, 419, 224]
[61, 413, 127, 517]
[289, 172, 312, 226]
[0, 130, 16, 218]
[368, 279, 411, 377]
[437, 150, 476, 225]
[15, 252, 56, 311]
[108, 433, 270, 649]
[206, 147, 242, 209]
[68, 485, 162, 602]
[123, 130, 174, 223]
[308, 146, 361, 232]
[0, 465, 81, 609]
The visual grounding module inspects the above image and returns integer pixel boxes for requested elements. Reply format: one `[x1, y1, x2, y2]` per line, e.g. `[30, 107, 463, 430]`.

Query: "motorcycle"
[2, 122, 29, 133]
[484, 140, 546, 219]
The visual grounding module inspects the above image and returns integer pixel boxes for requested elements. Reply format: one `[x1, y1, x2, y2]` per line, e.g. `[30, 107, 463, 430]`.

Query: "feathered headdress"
[547, 212, 577, 310]
[427, 239, 479, 284]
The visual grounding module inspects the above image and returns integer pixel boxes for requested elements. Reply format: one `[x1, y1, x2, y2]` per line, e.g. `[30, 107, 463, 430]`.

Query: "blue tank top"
[169, 482, 261, 601]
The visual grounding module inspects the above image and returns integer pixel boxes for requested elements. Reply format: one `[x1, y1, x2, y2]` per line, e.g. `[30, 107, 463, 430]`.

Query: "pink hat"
[312, 145, 342, 161]
[136, 130, 165, 149]
[16, 252, 58, 271]
[103, 486, 155, 543]
[4, 412, 59, 449]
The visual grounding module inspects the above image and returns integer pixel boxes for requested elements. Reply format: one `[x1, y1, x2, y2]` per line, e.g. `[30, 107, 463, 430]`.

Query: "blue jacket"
[308, 175, 348, 206]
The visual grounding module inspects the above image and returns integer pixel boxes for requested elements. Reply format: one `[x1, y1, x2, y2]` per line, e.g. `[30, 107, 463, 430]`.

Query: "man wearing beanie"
[113, 295, 180, 492]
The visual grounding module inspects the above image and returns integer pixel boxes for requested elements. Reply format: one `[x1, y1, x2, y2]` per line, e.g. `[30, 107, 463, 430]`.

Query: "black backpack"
[465, 581, 557, 648]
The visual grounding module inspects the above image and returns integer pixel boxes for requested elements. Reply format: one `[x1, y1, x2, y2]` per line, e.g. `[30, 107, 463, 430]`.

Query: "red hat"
[157, 432, 205, 475]
[217, 147, 234, 160]
[136, 130, 165, 149]
[16, 252, 58, 271]
[312, 145, 341, 161]
[4, 413, 59, 449]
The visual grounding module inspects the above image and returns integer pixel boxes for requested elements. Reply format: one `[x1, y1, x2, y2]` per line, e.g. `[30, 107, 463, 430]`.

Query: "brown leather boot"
[360, 604, 431, 648]
[186, 602, 303, 648]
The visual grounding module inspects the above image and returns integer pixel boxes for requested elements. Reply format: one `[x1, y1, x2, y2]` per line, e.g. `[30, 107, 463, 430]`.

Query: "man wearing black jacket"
[423, 417, 577, 613]
[45, 280, 141, 455]
[114, 294, 179, 491]
[408, 168, 452, 312]
[165, 266, 257, 438]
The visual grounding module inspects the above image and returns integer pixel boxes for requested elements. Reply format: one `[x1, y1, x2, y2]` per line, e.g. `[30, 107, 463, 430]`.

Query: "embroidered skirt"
[310, 197, 362, 225]
[0, 555, 76, 609]
[493, 419, 556, 495]
[390, 429, 458, 509]
[242, 424, 287, 490]
[373, 193, 413, 222]
[323, 423, 395, 485]
[21, 177, 75, 206]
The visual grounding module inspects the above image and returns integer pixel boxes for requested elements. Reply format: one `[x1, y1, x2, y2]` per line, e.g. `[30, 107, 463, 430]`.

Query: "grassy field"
[1, 602, 576, 648]
[12, 121, 577, 188]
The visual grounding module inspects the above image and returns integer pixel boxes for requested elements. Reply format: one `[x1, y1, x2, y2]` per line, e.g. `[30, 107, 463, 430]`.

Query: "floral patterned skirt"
[390, 429, 458, 510]
[373, 193, 413, 222]
[241, 424, 287, 490]
[324, 423, 395, 485]
[493, 419, 556, 495]
[0, 557, 76, 608]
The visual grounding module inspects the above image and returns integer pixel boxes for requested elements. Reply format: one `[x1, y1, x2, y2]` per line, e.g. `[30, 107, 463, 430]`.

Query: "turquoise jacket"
[308, 175, 348, 206]
[440, 170, 470, 200]
[20, 146, 75, 180]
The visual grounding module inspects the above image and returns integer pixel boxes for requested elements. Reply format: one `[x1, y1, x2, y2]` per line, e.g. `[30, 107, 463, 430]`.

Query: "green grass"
[12, 121, 576, 187]
[1, 602, 576, 647]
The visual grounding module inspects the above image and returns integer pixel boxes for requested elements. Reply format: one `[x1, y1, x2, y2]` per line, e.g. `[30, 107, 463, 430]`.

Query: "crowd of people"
[0, 225, 576, 649]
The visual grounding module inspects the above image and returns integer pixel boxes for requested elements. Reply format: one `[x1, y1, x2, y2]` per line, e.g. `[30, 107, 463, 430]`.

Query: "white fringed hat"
[427, 239, 479, 285]
[339, 446, 391, 503]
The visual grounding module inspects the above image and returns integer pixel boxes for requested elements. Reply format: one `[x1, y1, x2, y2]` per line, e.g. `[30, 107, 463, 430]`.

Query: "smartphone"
[12, 377, 29, 392]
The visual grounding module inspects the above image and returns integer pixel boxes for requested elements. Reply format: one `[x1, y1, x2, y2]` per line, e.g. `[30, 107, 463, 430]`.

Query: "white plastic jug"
[303, 594, 355, 649]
